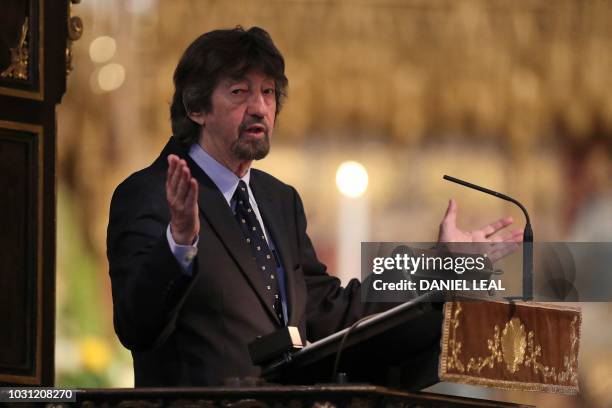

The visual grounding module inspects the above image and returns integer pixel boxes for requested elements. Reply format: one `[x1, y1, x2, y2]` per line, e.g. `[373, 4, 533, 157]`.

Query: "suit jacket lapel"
[166, 144, 281, 325]
[250, 173, 298, 326]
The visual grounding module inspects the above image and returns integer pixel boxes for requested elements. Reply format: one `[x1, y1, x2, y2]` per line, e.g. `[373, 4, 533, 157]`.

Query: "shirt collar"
[188, 143, 250, 205]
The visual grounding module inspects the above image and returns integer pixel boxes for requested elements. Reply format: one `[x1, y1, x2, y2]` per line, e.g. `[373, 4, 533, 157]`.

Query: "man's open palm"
[166, 154, 199, 245]
[438, 198, 523, 262]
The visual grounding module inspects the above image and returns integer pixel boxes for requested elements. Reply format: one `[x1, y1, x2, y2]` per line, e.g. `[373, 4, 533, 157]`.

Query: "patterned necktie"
[233, 180, 284, 324]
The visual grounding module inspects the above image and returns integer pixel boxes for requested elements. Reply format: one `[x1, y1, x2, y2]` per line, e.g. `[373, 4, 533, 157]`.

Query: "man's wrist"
[170, 224, 197, 245]
[166, 224, 198, 275]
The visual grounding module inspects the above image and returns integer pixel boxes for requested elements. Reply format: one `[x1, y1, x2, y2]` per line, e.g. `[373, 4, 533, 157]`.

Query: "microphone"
[443, 175, 533, 301]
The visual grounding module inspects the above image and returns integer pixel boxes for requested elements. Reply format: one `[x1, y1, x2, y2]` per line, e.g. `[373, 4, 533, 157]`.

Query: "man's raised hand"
[437, 198, 523, 262]
[166, 154, 199, 245]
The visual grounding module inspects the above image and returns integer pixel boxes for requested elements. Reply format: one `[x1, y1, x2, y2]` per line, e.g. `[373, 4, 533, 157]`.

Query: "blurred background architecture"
[55, 1, 611, 406]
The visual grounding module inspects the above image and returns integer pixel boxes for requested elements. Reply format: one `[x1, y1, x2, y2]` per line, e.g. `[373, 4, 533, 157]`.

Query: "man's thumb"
[442, 198, 458, 226]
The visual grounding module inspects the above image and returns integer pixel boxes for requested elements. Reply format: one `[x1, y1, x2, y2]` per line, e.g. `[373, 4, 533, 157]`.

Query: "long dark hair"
[170, 26, 288, 147]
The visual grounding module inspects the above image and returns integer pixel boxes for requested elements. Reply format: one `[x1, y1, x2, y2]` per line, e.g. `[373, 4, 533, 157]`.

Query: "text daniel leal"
[372, 279, 505, 291]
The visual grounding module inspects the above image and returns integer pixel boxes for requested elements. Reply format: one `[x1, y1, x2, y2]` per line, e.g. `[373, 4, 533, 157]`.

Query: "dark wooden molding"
[0, 0, 68, 387]
[0, 0, 43, 100]
[73, 385, 533, 408]
[0, 120, 44, 385]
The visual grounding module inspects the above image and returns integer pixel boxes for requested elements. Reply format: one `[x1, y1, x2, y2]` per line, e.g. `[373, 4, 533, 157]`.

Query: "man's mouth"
[242, 124, 267, 138]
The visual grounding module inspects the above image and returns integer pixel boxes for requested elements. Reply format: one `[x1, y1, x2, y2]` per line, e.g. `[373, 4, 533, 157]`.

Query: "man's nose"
[246, 92, 268, 117]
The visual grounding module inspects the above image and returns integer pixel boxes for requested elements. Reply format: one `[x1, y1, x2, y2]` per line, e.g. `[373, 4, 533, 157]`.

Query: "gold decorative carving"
[1, 18, 30, 80]
[0, 0, 43, 100]
[523, 315, 580, 385]
[558, 316, 580, 385]
[445, 302, 465, 373]
[465, 324, 502, 374]
[501, 318, 527, 373]
[440, 301, 580, 394]
[66, 0, 83, 75]
[311, 403, 336, 408]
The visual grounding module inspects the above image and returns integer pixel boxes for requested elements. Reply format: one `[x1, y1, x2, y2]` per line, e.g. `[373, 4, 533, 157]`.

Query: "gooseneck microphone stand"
[443, 175, 533, 301]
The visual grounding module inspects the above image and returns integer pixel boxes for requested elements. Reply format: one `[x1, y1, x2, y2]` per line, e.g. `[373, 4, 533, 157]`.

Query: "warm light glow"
[89, 36, 116, 63]
[336, 161, 369, 198]
[126, 0, 157, 14]
[98, 63, 125, 91]
[79, 336, 111, 373]
[89, 68, 102, 94]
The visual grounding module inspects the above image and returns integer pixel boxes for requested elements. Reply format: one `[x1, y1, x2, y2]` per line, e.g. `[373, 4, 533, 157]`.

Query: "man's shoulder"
[250, 168, 295, 196]
[122, 164, 165, 190]
[112, 156, 167, 204]
[112, 138, 180, 200]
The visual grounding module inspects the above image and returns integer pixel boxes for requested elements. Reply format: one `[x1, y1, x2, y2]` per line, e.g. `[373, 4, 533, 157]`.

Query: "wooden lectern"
[439, 300, 580, 395]
[260, 293, 580, 401]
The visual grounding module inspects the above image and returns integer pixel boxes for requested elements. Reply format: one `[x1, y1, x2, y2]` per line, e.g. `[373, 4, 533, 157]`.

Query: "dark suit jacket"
[107, 137, 383, 386]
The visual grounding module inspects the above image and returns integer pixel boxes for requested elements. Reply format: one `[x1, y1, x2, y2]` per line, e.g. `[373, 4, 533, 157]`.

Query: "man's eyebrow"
[223, 76, 248, 86]
[222, 75, 276, 87]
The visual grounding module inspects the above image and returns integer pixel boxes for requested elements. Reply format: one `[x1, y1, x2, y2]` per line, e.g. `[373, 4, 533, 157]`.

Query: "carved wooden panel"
[0, 0, 43, 100]
[0, 0, 69, 386]
[73, 386, 532, 408]
[0, 121, 43, 384]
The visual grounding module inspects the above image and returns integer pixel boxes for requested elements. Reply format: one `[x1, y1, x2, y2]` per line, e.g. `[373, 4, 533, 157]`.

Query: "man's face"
[201, 70, 276, 162]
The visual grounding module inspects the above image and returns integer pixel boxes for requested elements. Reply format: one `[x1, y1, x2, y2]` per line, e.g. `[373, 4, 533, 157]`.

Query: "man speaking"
[106, 26, 522, 386]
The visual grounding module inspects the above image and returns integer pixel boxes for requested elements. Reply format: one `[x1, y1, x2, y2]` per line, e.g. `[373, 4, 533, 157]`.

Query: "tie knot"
[233, 180, 249, 202]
